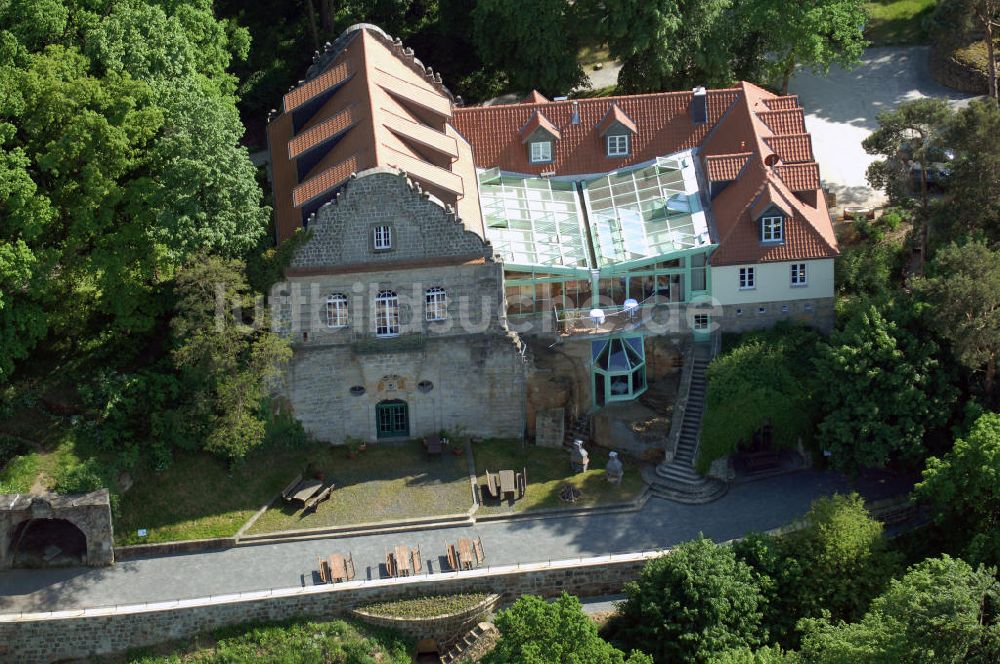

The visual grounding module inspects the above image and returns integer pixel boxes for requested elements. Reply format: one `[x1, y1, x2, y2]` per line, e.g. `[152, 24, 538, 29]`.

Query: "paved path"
[790, 46, 975, 209]
[0, 470, 906, 614]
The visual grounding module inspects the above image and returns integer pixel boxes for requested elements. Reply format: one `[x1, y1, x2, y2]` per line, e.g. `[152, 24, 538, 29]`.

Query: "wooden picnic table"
[499, 470, 516, 496]
[457, 538, 474, 570]
[290, 478, 323, 503]
[328, 554, 348, 582]
[387, 544, 421, 577]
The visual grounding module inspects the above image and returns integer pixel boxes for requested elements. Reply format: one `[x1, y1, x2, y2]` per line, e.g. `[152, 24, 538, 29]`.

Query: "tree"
[916, 413, 1000, 566]
[942, 100, 1000, 245]
[747, 0, 868, 94]
[863, 99, 954, 265]
[699, 324, 820, 473]
[609, 536, 766, 662]
[916, 242, 1000, 401]
[928, 0, 999, 103]
[781, 494, 901, 624]
[814, 303, 956, 473]
[596, 0, 734, 93]
[484, 593, 651, 664]
[732, 532, 807, 647]
[0, 0, 267, 378]
[799, 555, 1000, 663]
[711, 646, 800, 663]
[171, 255, 291, 460]
[471, 0, 586, 96]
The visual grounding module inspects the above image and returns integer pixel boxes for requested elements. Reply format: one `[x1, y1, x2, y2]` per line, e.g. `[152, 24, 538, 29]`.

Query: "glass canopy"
[478, 170, 591, 269]
[592, 336, 647, 406]
[478, 152, 712, 272]
[583, 155, 711, 267]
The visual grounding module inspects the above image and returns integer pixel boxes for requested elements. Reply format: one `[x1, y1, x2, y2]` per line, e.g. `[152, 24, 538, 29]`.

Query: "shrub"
[358, 593, 490, 619]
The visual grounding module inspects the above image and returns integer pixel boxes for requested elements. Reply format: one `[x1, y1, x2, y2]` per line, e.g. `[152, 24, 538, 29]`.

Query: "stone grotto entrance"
[8, 518, 87, 567]
[0, 489, 114, 569]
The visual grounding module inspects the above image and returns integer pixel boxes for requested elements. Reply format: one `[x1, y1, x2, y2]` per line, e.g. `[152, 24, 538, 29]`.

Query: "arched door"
[8, 518, 87, 567]
[376, 399, 409, 439]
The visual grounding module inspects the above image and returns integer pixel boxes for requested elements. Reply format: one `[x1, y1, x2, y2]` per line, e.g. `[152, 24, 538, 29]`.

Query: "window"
[425, 287, 447, 321]
[607, 134, 629, 157]
[790, 262, 807, 286]
[693, 314, 709, 331]
[373, 225, 392, 250]
[762, 216, 784, 242]
[375, 290, 400, 337]
[739, 267, 756, 290]
[529, 141, 552, 163]
[324, 293, 349, 328]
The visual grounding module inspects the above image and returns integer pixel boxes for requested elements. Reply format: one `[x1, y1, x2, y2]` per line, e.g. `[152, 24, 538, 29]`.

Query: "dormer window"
[761, 216, 784, 242]
[607, 134, 630, 157]
[530, 141, 552, 163]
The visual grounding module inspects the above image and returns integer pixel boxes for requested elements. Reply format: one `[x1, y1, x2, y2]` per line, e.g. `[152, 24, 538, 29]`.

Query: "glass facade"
[592, 336, 647, 407]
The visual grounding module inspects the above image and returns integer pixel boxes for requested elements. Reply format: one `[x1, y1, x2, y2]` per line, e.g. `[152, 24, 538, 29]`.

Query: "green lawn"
[472, 439, 646, 515]
[246, 441, 472, 535]
[865, 0, 936, 46]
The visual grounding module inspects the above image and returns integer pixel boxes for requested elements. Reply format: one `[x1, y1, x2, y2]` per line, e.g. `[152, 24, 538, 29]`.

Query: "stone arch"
[0, 490, 114, 569]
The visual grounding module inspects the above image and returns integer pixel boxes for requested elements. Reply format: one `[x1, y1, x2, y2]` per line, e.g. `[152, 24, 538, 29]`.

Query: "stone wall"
[286, 333, 526, 443]
[291, 169, 488, 270]
[717, 297, 835, 334]
[0, 552, 665, 663]
[0, 490, 113, 570]
[350, 593, 501, 642]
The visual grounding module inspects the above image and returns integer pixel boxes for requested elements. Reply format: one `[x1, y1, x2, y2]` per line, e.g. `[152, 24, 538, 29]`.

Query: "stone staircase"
[643, 342, 727, 503]
[438, 622, 499, 663]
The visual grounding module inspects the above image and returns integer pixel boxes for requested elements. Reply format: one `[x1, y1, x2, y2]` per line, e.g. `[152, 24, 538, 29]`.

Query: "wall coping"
[0, 550, 668, 623]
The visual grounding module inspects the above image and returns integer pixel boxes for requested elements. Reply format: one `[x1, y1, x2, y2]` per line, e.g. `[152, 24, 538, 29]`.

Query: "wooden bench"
[483, 470, 499, 500]
[516, 467, 527, 498]
[317, 556, 331, 584]
[742, 451, 782, 472]
[304, 482, 335, 511]
[446, 543, 459, 571]
[411, 545, 422, 574]
[282, 473, 304, 502]
[473, 536, 485, 566]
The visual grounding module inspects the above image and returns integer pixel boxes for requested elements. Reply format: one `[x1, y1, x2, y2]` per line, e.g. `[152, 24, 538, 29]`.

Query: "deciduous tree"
[610, 536, 766, 662]
[484, 593, 652, 664]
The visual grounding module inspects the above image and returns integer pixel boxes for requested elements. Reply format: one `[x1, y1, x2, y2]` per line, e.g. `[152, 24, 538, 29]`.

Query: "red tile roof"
[756, 109, 807, 136]
[763, 95, 800, 111]
[292, 155, 362, 207]
[706, 152, 752, 182]
[283, 61, 352, 113]
[777, 162, 821, 192]
[520, 110, 561, 142]
[287, 106, 359, 159]
[452, 88, 740, 176]
[764, 134, 814, 163]
[596, 103, 638, 136]
[522, 90, 549, 104]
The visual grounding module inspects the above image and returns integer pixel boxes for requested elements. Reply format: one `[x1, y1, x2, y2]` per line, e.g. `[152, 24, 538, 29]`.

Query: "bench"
[304, 482, 335, 511]
[281, 473, 304, 502]
[742, 451, 782, 472]
[483, 470, 499, 500]
[446, 543, 459, 571]
[473, 536, 485, 565]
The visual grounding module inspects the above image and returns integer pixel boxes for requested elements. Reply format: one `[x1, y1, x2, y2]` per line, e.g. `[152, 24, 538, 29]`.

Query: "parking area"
[790, 46, 976, 210]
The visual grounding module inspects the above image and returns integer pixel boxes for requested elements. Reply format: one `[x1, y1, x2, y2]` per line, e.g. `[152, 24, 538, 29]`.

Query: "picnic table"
[499, 470, 516, 497]
[386, 544, 421, 577]
[317, 552, 355, 584]
[282, 471, 326, 505]
[446, 536, 485, 571]
[483, 468, 527, 501]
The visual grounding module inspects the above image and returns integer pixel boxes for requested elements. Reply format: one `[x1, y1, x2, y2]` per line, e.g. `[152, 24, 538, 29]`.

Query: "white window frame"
[739, 266, 756, 290]
[373, 225, 392, 250]
[607, 134, 630, 157]
[425, 287, 448, 321]
[529, 141, 552, 163]
[761, 216, 784, 242]
[324, 293, 349, 328]
[374, 290, 400, 337]
[790, 262, 808, 287]
[693, 314, 709, 331]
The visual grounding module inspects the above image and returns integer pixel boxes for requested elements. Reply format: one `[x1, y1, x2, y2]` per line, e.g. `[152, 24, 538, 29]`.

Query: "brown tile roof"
[292, 155, 362, 207]
[764, 134, 814, 163]
[452, 88, 741, 176]
[756, 109, 807, 136]
[777, 162, 821, 192]
[283, 61, 352, 113]
[706, 152, 752, 182]
[287, 106, 359, 159]
[596, 103, 638, 136]
[763, 95, 800, 111]
[520, 111, 561, 142]
[268, 25, 483, 243]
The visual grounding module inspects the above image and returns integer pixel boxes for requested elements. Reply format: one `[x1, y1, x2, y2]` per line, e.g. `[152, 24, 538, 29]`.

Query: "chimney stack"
[691, 86, 707, 124]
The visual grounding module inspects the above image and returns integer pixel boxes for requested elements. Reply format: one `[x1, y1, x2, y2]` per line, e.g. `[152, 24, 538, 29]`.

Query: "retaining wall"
[0, 551, 663, 663]
[350, 593, 502, 642]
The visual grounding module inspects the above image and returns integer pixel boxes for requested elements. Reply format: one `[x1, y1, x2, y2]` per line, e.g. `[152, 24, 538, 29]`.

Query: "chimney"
[691, 86, 707, 124]
[571, 100, 580, 125]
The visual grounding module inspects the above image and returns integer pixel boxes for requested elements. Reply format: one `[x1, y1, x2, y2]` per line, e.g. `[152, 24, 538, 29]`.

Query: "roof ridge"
[453, 86, 743, 114]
